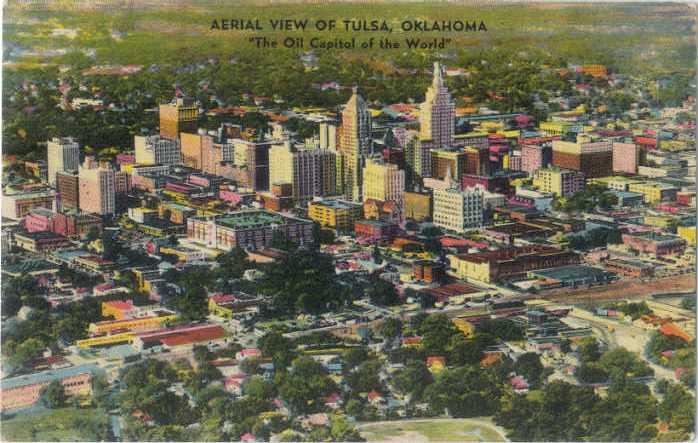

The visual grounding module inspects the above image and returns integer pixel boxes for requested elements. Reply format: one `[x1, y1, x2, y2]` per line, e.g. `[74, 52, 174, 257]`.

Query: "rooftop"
[1, 364, 99, 390]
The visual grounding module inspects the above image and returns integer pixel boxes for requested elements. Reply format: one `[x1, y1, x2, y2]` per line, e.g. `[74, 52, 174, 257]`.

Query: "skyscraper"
[420, 62, 455, 149]
[79, 158, 116, 216]
[47, 137, 80, 185]
[135, 135, 182, 166]
[159, 97, 198, 140]
[339, 87, 372, 202]
[362, 158, 405, 207]
[269, 141, 337, 202]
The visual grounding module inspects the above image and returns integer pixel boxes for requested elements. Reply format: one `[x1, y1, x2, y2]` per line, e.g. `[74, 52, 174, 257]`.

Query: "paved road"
[568, 308, 676, 381]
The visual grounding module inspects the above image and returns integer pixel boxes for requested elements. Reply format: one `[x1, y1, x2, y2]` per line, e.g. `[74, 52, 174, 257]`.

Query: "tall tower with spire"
[339, 86, 372, 201]
[420, 62, 455, 149]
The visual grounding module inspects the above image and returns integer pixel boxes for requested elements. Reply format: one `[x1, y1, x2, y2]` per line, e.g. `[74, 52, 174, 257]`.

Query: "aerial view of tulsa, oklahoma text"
[1, 1, 695, 442]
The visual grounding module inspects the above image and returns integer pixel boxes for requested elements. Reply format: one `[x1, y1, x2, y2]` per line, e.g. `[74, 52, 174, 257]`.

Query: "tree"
[278, 357, 334, 414]
[258, 249, 346, 315]
[243, 376, 276, 401]
[424, 366, 501, 418]
[166, 272, 209, 322]
[258, 331, 294, 368]
[372, 245, 383, 265]
[393, 360, 433, 401]
[366, 277, 400, 306]
[478, 318, 524, 341]
[343, 347, 370, 373]
[513, 352, 545, 387]
[345, 359, 383, 394]
[419, 314, 459, 355]
[215, 247, 251, 281]
[577, 337, 602, 362]
[658, 383, 695, 436]
[379, 318, 403, 343]
[41, 380, 66, 408]
[448, 334, 493, 366]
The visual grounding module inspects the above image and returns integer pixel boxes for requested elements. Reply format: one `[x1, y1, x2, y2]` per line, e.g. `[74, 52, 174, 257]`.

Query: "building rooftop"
[529, 265, 616, 282]
[1, 364, 99, 390]
[310, 199, 362, 210]
[216, 210, 287, 230]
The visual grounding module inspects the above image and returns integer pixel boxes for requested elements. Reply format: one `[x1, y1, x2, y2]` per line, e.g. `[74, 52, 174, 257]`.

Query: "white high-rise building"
[135, 135, 182, 166]
[433, 184, 484, 233]
[79, 157, 115, 215]
[47, 137, 79, 185]
[339, 87, 372, 202]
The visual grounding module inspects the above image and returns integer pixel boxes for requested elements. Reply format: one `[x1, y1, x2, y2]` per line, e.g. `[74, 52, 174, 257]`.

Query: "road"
[567, 308, 676, 381]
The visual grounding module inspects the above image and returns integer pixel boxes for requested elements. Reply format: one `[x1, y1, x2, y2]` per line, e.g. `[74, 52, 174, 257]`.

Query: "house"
[324, 392, 342, 409]
[401, 336, 422, 348]
[367, 390, 385, 406]
[224, 376, 244, 396]
[481, 352, 503, 367]
[300, 413, 330, 430]
[510, 375, 529, 393]
[236, 348, 262, 360]
[426, 356, 446, 374]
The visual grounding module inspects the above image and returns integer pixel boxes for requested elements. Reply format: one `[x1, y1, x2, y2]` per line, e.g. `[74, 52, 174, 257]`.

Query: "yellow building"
[677, 225, 696, 247]
[307, 199, 363, 230]
[208, 295, 235, 319]
[452, 318, 475, 338]
[643, 215, 675, 229]
[77, 332, 135, 349]
[589, 176, 642, 192]
[540, 121, 576, 136]
[627, 182, 678, 204]
[362, 159, 405, 205]
[581, 64, 607, 77]
[532, 167, 585, 197]
[88, 312, 176, 335]
[448, 254, 492, 283]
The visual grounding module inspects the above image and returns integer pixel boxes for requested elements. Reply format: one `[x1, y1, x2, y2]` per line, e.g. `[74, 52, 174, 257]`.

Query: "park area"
[1, 407, 111, 441]
[358, 418, 508, 442]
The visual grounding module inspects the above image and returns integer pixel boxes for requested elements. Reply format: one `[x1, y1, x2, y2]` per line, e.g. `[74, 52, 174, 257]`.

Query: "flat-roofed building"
[307, 199, 363, 230]
[187, 210, 314, 251]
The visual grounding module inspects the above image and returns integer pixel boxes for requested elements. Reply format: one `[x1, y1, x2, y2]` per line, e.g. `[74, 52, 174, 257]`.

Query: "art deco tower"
[420, 62, 455, 149]
[339, 87, 372, 201]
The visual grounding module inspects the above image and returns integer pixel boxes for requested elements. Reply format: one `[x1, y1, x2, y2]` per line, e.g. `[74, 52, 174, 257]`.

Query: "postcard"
[1, 1, 695, 442]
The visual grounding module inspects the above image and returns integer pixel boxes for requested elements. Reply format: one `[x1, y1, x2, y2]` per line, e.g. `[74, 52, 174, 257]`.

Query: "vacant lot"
[358, 417, 508, 442]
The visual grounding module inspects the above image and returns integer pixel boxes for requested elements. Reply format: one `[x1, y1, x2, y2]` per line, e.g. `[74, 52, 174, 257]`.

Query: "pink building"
[612, 142, 640, 174]
[24, 208, 54, 233]
[1, 364, 96, 412]
[521, 144, 552, 173]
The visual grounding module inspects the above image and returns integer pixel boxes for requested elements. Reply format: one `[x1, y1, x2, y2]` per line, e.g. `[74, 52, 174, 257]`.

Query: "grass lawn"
[359, 418, 507, 442]
[1, 406, 111, 442]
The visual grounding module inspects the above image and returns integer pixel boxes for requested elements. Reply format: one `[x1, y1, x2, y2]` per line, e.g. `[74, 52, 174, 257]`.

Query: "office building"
[420, 62, 455, 149]
[79, 158, 116, 215]
[47, 137, 79, 185]
[532, 167, 585, 197]
[159, 97, 198, 140]
[433, 185, 484, 233]
[135, 135, 181, 166]
[552, 136, 613, 178]
[362, 158, 405, 206]
[338, 87, 372, 201]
